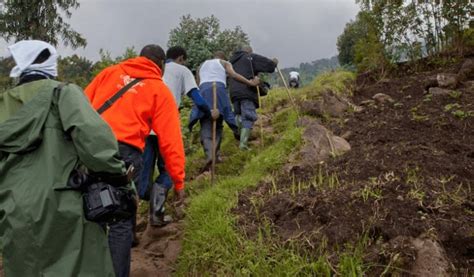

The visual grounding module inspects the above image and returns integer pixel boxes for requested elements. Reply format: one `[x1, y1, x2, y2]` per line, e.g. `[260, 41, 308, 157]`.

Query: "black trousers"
[108, 142, 143, 277]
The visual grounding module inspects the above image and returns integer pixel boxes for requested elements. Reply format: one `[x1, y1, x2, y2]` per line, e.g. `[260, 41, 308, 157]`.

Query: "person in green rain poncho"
[0, 40, 126, 276]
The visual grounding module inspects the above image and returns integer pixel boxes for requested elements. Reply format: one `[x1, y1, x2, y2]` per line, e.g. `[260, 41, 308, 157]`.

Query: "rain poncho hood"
[8, 40, 58, 78]
[0, 79, 124, 276]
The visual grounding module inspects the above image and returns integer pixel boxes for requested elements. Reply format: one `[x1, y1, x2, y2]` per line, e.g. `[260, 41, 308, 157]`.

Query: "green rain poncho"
[0, 79, 124, 276]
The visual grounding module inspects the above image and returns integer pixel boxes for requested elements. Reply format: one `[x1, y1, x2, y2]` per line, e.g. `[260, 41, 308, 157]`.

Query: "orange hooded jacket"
[85, 57, 185, 191]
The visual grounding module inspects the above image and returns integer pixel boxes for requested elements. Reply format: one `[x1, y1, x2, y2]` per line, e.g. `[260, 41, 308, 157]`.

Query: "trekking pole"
[248, 55, 264, 148]
[211, 82, 217, 185]
[256, 86, 264, 147]
[276, 66, 299, 114]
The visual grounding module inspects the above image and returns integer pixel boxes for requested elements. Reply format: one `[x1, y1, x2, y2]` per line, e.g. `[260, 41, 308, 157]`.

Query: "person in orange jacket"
[85, 44, 185, 277]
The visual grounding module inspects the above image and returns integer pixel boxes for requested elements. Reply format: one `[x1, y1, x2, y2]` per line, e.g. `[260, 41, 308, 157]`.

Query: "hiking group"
[0, 40, 278, 277]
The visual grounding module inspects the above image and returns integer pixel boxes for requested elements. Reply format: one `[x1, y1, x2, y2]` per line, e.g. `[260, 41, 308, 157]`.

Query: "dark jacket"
[228, 51, 276, 107]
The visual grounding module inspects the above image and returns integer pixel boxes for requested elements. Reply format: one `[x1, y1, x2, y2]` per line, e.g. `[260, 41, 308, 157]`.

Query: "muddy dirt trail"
[130, 212, 185, 277]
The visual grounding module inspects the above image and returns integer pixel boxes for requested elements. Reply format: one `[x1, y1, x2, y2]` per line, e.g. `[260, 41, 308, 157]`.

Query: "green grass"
[177, 108, 311, 275]
[309, 70, 356, 97]
[176, 71, 368, 275]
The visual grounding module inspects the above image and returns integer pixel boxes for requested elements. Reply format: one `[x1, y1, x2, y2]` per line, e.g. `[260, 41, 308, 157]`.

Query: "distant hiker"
[189, 51, 260, 170]
[85, 44, 186, 277]
[229, 45, 278, 150]
[0, 40, 125, 276]
[289, 71, 300, 88]
[139, 46, 209, 226]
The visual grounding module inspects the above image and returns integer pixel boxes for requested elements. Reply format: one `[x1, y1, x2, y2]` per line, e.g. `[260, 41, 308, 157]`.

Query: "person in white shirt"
[289, 71, 300, 88]
[189, 51, 259, 171]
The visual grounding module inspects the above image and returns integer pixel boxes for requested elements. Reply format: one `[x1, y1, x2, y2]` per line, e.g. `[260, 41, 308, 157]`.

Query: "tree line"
[0, 0, 250, 91]
[337, 0, 473, 77]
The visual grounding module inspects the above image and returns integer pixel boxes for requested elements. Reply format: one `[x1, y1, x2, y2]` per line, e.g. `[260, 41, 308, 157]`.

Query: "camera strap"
[96, 78, 142, 114]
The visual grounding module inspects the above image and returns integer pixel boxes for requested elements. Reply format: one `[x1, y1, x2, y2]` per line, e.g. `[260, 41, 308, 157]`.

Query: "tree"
[91, 47, 137, 77]
[337, 12, 371, 66]
[0, 0, 86, 48]
[354, 0, 472, 58]
[0, 56, 15, 91]
[58, 55, 93, 88]
[167, 14, 250, 70]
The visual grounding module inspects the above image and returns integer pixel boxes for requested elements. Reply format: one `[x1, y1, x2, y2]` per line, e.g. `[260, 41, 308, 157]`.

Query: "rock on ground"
[295, 117, 351, 168]
[437, 73, 458, 89]
[429, 87, 455, 97]
[372, 93, 395, 104]
[410, 236, 450, 277]
[299, 89, 350, 118]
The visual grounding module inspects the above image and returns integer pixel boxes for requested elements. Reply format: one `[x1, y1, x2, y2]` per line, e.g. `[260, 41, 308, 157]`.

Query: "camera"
[83, 182, 132, 222]
[68, 168, 136, 223]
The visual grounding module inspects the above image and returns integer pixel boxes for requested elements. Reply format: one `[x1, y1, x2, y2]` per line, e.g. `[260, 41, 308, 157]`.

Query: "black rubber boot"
[149, 183, 171, 227]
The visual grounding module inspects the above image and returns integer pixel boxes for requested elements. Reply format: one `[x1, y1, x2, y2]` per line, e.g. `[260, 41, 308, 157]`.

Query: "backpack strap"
[53, 82, 69, 100]
[96, 78, 142, 114]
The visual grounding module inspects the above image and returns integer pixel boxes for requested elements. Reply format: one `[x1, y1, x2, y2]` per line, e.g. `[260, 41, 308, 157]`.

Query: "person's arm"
[221, 60, 259, 87]
[186, 88, 211, 116]
[151, 85, 186, 193]
[58, 84, 125, 174]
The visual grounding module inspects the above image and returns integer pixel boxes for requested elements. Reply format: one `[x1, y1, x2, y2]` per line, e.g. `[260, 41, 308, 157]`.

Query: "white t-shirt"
[150, 61, 197, 135]
[163, 61, 198, 108]
[199, 59, 227, 86]
[289, 71, 300, 80]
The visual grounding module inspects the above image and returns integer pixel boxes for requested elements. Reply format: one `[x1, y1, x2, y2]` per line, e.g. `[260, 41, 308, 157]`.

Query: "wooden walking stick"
[256, 85, 264, 147]
[248, 55, 264, 148]
[276, 66, 298, 113]
[211, 81, 217, 185]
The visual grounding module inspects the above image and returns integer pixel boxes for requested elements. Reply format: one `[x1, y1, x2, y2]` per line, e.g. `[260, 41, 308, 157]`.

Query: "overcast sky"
[2, 0, 360, 68]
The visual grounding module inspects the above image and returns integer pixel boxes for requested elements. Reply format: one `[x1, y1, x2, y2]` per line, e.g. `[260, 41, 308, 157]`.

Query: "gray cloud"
[3, 0, 360, 68]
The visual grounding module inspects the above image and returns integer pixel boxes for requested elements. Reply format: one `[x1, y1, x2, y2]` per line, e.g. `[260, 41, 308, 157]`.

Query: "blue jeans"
[199, 116, 224, 162]
[139, 135, 173, 199]
[110, 143, 143, 277]
[233, 100, 257, 129]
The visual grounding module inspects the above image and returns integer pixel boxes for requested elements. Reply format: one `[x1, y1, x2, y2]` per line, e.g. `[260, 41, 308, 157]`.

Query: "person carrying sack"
[0, 40, 125, 276]
[228, 45, 278, 150]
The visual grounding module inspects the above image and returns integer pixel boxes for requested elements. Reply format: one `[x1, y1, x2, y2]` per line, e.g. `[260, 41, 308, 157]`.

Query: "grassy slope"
[177, 71, 360, 276]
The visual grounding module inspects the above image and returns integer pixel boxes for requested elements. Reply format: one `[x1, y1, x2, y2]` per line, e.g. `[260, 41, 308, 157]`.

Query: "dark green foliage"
[0, 0, 86, 48]
[337, 11, 377, 67]
[91, 47, 138, 78]
[338, 0, 472, 76]
[167, 14, 250, 70]
[0, 57, 15, 91]
[58, 55, 93, 88]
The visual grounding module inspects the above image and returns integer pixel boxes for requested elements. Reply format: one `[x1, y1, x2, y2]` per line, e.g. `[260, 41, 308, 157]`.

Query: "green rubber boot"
[239, 128, 251, 150]
[236, 115, 242, 131]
